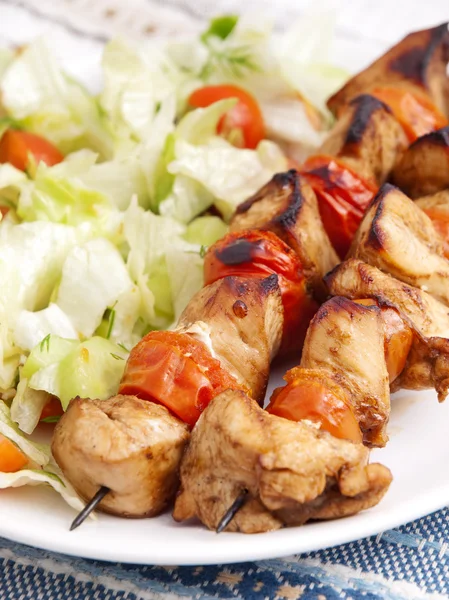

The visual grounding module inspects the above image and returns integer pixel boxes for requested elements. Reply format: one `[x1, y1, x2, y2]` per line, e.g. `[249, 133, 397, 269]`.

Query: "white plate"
[1, 30, 449, 566]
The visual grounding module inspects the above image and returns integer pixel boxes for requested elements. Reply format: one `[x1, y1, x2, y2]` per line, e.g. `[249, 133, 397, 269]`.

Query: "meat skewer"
[54, 23, 449, 530]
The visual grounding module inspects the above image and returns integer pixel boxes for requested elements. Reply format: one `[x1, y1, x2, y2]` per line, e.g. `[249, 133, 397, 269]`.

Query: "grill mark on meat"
[235, 169, 297, 216]
[389, 23, 449, 84]
[260, 274, 279, 295]
[345, 95, 391, 145]
[408, 125, 449, 149]
[272, 171, 304, 231]
[366, 184, 397, 251]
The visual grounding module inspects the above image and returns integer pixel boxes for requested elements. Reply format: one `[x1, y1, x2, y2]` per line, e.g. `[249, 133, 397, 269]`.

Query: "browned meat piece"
[178, 275, 283, 402]
[327, 24, 449, 118]
[393, 127, 449, 198]
[349, 184, 449, 306]
[416, 190, 449, 259]
[392, 335, 449, 401]
[173, 390, 392, 533]
[52, 395, 190, 517]
[300, 297, 390, 447]
[230, 170, 338, 301]
[325, 259, 449, 338]
[320, 95, 407, 185]
[326, 260, 449, 401]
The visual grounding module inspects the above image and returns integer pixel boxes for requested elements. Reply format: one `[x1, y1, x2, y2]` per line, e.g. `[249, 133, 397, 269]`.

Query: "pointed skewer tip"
[70, 485, 110, 531]
[216, 488, 249, 534]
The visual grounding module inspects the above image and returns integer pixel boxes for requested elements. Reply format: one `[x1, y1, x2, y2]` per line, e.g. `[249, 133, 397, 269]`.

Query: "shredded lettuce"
[14, 304, 78, 352]
[1, 40, 113, 158]
[168, 137, 287, 220]
[10, 378, 51, 435]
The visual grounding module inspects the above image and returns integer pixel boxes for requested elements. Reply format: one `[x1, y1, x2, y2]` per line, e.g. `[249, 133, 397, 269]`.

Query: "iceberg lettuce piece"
[14, 303, 78, 352]
[0, 400, 49, 466]
[10, 378, 51, 435]
[56, 238, 134, 338]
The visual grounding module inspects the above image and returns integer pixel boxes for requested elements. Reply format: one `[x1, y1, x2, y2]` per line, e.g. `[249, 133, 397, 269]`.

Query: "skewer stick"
[70, 486, 110, 531]
[216, 488, 249, 533]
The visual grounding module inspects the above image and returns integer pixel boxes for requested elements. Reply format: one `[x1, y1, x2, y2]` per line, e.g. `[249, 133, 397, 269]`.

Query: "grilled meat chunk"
[393, 127, 449, 198]
[52, 395, 190, 517]
[230, 170, 338, 301]
[416, 190, 449, 259]
[178, 275, 283, 402]
[173, 390, 392, 532]
[320, 95, 407, 185]
[328, 24, 449, 118]
[349, 184, 449, 306]
[300, 297, 390, 447]
[326, 260, 449, 401]
[326, 258, 449, 338]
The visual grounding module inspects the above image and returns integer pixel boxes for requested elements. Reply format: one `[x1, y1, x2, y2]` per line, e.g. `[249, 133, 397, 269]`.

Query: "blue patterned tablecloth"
[1, 507, 448, 599]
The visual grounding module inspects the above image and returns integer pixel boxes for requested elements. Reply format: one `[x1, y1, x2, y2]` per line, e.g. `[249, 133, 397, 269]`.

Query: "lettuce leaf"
[55, 238, 134, 338]
[168, 137, 287, 220]
[10, 378, 51, 435]
[0, 400, 49, 466]
[14, 303, 78, 352]
[1, 40, 113, 158]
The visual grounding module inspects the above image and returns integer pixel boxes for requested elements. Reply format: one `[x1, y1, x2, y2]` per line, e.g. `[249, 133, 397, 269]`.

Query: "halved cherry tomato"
[188, 85, 265, 149]
[370, 87, 448, 143]
[355, 299, 413, 383]
[0, 129, 63, 172]
[119, 331, 244, 426]
[40, 396, 64, 422]
[204, 229, 319, 352]
[421, 206, 449, 260]
[301, 155, 378, 258]
[267, 368, 362, 443]
[0, 433, 28, 472]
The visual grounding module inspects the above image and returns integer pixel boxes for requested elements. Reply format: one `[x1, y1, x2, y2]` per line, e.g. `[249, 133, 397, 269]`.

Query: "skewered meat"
[173, 390, 392, 533]
[392, 127, 449, 198]
[178, 276, 283, 401]
[326, 260, 449, 401]
[348, 184, 449, 306]
[300, 297, 390, 447]
[52, 396, 189, 517]
[320, 94, 407, 185]
[326, 258, 449, 338]
[327, 24, 449, 118]
[416, 190, 449, 258]
[230, 170, 338, 300]
[53, 275, 284, 517]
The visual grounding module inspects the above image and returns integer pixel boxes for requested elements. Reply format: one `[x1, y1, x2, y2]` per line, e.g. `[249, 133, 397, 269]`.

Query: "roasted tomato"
[0, 129, 63, 171]
[421, 206, 449, 260]
[370, 87, 448, 143]
[119, 331, 244, 426]
[188, 84, 265, 149]
[267, 368, 362, 443]
[355, 299, 413, 383]
[204, 229, 319, 352]
[0, 434, 28, 472]
[302, 155, 377, 258]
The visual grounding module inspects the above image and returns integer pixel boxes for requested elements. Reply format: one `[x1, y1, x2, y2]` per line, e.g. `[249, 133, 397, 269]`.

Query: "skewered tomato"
[268, 368, 362, 443]
[204, 229, 319, 352]
[301, 155, 377, 258]
[188, 85, 265, 149]
[119, 331, 244, 426]
[0, 434, 28, 472]
[370, 87, 448, 143]
[0, 129, 63, 172]
[354, 299, 413, 382]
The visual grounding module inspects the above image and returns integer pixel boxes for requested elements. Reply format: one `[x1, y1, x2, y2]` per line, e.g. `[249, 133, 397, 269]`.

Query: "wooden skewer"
[70, 486, 110, 531]
[216, 488, 249, 533]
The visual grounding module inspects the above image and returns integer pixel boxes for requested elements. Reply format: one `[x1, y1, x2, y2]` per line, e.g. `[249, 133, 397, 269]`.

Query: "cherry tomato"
[267, 368, 362, 443]
[370, 87, 448, 143]
[40, 396, 64, 422]
[301, 155, 377, 258]
[0, 129, 63, 172]
[0, 434, 28, 472]
[188, 85, 265, 149]
[204, 229, 319, 352]
[354, 299, 413, 383]
[119, 331, 243, 426]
